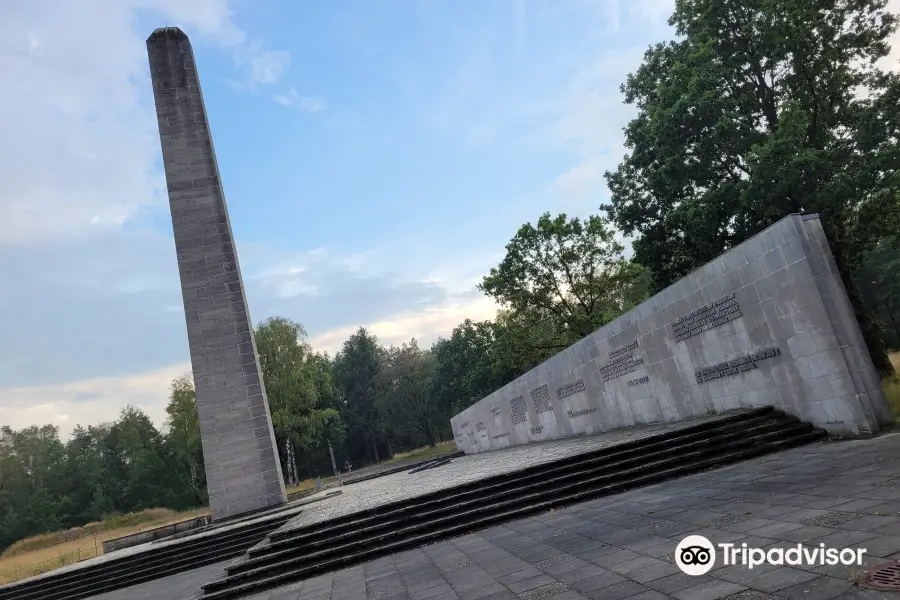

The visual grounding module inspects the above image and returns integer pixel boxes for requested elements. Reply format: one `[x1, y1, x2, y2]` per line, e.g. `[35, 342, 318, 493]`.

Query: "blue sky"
[0, 0, 684, 436]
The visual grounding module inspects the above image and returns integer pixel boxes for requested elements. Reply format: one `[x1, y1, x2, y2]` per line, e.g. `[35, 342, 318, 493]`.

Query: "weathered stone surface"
[452, 214, 891, 452]
[146, 27, 286, 519]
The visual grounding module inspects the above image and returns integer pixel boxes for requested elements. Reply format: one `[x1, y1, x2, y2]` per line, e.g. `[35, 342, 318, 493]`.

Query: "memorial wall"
[450, 214, 893, 454]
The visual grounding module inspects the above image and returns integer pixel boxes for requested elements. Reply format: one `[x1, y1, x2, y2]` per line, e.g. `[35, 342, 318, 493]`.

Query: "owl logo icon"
[675, 535, 716, 575]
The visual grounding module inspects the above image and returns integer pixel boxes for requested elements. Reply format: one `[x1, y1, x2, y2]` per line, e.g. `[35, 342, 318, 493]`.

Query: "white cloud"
[0, 362, 191, 439]
[232, 42, 290, 88]
[273, 88, 299, 106]
[0, 0, 288, 245]
[299, 96, 327, 113]
[272, 89, 326, 112]
[309, 294, 500, 355]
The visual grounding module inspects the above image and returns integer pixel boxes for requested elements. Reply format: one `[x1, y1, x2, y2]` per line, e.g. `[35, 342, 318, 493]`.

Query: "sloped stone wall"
[451, 214, 892, 454]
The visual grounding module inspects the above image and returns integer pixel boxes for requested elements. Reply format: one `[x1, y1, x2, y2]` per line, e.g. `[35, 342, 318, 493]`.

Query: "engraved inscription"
[557, 379, 585, 400]
[489, 406, 501, 417]
[475, 421, 486, 433]
[510, 395, 527, 425]
[467, 432, 476, 446]
[695, 347, 781, 383]
[491, 432, 511, 440]
[531, 385, 553, 414]
[673, 293, 742, 343]
[530, 426, 543, 435]
[567, 407, 597, 418]
[598, 340, 643, 382]
[460, 421, 470, 429]
[609, 340, 639, 360]
[627, 376, 650, 387]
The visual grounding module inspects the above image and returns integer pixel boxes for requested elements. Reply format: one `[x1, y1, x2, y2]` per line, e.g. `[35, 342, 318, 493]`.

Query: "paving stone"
[583, 580, 651, 600]
[739, 567, 819, 592]
[646, 573, 715, 594]
[721, 591, 785, 600]
[591, 549, 642, 568]
[774, 575, 852, 600]
[506, 575, 558, 594]
[802, 512, 866, 528]
[608, 555, 669, 576]
[626, 591, 675, 600]
[672, 580, 746, 600]
[855, 535, 900, 557]
[518, 582, 570, 600]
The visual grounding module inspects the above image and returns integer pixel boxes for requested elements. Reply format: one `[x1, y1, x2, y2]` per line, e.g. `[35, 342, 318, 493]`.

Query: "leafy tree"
[431, 320, 505, 415]
[480, 212, 650, 349]
[254, 317, 343, 484]
[378, 339, 443, 447]
[163, 374, 206, 506]
[604, 0, 900, 376]
[857, 236, 900, 349]
[333, 328, 384, 463]
[109, 406, 175, 511]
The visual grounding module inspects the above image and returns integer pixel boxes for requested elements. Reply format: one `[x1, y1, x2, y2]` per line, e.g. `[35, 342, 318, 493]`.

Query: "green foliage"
[254, 317, 346, 484]
[480, 213, 650, 343]
[378, 339, 442, 447]
[857, 236, 900, 349]
[164, 375, 205, 507]
[604, 0, 900, 375]
[0, 407, 202, 553]
[333, 328, 384, 462]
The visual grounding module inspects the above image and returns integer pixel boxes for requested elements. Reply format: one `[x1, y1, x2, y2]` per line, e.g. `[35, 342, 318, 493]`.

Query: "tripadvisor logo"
[675, 535, 868, 576]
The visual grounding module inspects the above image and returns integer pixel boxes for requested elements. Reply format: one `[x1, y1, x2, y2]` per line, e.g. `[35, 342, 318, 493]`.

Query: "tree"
[604, 0, 900, 376]
[333, 328, 384, 463]
[857, 235, 900, 349]
[431, 319, 505, 415]
[109, 406, 174, 511]
[254, 317, 342, 483]
[378, 339, 442, 447]
[479, 212, 650, 349]
[163, 374, 206, 507]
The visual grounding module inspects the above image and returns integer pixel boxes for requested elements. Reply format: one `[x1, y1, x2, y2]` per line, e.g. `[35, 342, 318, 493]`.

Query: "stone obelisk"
[146, 27, 286, 520]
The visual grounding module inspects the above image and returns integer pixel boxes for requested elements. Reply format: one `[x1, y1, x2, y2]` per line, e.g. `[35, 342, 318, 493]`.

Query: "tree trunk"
[426, 427, 436, 448]
[305, 453, 312, 479]
[372, 438, 380, 463]
[284, 440, 294, 487]
[834, 245, 895, 378]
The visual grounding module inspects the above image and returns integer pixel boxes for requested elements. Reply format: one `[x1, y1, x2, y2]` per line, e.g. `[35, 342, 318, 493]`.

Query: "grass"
[285, 476, 337, 496]
[387, 440, 457, 463]
[0, 507, 208, 585]
[885, 351, 900, 422]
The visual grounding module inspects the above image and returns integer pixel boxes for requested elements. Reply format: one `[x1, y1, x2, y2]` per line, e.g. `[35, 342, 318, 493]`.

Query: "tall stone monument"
[146, 27, 287, 520]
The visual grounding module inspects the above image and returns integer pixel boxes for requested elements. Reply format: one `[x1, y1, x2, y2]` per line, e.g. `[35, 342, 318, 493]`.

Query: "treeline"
[4, 0, 900, 553]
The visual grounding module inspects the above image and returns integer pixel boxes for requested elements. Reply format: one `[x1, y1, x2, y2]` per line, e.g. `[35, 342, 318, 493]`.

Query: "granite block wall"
[451, 214, 892, 454]
[147, 27, 287, 519]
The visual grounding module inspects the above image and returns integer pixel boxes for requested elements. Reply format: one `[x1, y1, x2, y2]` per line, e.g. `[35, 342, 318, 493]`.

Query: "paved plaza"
[274, 413, 729, 533]
[86, 432, 900, 600]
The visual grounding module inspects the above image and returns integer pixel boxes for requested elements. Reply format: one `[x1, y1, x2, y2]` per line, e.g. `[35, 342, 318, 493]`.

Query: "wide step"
[0, 510, 297, 600]
[199, 409, 824, 599]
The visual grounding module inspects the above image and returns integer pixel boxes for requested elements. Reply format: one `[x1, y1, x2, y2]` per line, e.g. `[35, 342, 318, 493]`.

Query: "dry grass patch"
[0, 507, 208, 584]
[885, 351, 900, 422]
[388, 440, 456, 463]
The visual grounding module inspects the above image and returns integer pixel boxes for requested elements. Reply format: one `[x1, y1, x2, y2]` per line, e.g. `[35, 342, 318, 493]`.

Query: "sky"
[2, 0, 898, 439]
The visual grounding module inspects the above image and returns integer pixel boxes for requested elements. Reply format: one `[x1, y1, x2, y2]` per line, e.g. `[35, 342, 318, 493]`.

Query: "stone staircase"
[198, 407, 824, 599]
[0, 506, 301, 600]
